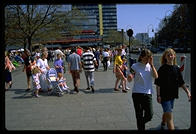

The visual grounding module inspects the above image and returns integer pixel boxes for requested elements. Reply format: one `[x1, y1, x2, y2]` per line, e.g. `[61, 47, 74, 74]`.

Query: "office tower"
[72, 4, 117, 38]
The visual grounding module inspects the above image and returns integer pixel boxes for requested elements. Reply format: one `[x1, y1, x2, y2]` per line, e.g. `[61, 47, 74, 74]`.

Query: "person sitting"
[56, 72, 69, 93]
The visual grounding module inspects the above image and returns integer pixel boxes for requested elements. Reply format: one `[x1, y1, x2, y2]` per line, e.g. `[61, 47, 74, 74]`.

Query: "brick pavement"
[5, 55, 191, 131]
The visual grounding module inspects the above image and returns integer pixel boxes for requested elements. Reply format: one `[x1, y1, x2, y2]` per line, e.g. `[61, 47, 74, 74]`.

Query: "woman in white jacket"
[36, 51, 51, 92]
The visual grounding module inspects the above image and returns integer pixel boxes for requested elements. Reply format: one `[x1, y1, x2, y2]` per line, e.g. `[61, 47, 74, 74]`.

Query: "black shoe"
[74, 87, 79, 93]
[138, 122, 145, 130]
[122, 89, 128, 93]
[114, 88, 120, 91]
[25, 88, 31, 92]
[91, 86, 94, 93]
[160, 122, 166, 130]
[86, 87, 90, 90]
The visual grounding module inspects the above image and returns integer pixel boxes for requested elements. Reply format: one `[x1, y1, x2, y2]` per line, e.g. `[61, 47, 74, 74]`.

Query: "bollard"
[180, 54, 186, 72]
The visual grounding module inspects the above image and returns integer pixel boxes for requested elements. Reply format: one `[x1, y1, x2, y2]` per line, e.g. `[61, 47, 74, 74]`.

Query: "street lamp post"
[147, 24, 154, 45]
[147, 24, 154, 36]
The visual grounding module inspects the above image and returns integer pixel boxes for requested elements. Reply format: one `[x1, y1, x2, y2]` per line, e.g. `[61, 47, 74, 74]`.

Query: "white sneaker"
[118, 85, 122, 89]
[35, 94, 40, 98]
[126, 87, 130, 90]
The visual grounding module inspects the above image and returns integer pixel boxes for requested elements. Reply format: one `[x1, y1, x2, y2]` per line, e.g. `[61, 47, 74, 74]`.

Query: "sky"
[117, 4, 176, 37]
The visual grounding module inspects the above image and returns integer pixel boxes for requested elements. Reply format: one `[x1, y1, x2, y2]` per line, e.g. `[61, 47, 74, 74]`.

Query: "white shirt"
[55, 49, 64, 59]
[131, 62, 154, 94]
[121, 49, 126, 56]
[102, 51, 109, 58]
[36, 58, 49, 73]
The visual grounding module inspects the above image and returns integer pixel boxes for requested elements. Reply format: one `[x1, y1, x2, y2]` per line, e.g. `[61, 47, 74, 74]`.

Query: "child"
[119, 57, 130, 90]
[54, 54, 65, 74]
[56, 72, 69, 93]
[31, 63, 41, 98]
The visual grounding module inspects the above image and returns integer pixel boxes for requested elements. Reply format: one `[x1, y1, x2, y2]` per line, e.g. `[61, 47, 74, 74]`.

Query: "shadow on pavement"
[148, 124, 180, 130]
[96, 88, 121, 93]
[9, 89, 33, 99]
[148, 124, 162, 130]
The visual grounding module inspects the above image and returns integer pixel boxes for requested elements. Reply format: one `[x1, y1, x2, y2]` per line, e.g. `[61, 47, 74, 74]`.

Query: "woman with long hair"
[154, 48, 191, 130]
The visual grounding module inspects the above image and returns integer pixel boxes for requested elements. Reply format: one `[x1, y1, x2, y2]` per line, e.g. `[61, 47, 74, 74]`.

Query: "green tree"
[156, 4, 192, 48]
[103, 30, 123, 47]
[5, 5, 87, 52]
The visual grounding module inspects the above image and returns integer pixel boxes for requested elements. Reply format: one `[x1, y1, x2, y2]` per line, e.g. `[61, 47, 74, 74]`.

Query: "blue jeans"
[84, 71, 95, 88]
[161, 99, 174, 113]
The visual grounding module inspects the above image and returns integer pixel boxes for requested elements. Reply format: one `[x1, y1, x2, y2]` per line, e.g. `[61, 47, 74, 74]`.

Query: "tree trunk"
[27, 37, 32, 52]
[23, 38, 27, 49]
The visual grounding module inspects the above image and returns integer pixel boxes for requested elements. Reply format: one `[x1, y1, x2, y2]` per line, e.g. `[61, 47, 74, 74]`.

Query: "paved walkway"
[5, 56, 191, 131]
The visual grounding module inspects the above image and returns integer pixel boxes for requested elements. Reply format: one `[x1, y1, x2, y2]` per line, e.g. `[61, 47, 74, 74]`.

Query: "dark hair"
[138, 49, 152, 62]
[71, 47, 77, 53]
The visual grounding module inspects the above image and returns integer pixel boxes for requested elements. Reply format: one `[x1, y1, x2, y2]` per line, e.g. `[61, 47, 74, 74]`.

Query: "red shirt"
[77, 48, 83, 57]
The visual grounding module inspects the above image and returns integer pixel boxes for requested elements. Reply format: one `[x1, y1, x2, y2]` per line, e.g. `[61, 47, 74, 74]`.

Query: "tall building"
[135, 33, 149, 45]
[72, 4, 117, 38]
[40, 4, 117, 48]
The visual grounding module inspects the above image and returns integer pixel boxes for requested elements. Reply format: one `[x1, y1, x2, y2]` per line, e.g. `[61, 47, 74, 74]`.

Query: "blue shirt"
[54, 59, 64, 73]
[68, 53, 81, 71]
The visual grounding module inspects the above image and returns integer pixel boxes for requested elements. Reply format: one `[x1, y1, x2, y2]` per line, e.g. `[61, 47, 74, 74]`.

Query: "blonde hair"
[161, 48, 177, 65]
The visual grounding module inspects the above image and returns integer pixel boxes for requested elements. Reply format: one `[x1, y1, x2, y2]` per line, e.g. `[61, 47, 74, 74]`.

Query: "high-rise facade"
[72, 4, 117, 38]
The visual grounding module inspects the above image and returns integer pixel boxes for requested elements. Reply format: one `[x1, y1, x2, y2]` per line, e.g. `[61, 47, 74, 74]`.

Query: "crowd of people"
[5, 45, 191, 130]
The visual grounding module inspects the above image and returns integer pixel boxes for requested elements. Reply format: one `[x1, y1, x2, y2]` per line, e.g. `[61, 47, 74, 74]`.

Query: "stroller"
[46, 68, 64, 97]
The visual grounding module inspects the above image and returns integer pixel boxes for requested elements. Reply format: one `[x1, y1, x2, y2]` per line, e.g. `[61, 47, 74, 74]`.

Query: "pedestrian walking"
[67, 47, 82, 93]
[120, 45, 127, 59]
[94, 47, 100, 71]
[113, 48, 127, 93]
[154, 48, 191, 130]
[5, 51, 16, 91]
[102, 48, 110, 71]
[76, 46, 83, 57]
[54, 47, 65, 60]
[130, 49, 158, 130]
[36, 51, 52, 93]
[81, 47, 97, 93]
[22, 49, 33, 91]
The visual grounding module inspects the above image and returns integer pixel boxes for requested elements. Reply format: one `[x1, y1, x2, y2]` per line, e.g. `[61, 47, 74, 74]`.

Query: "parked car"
[150, 47, 160, 53]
